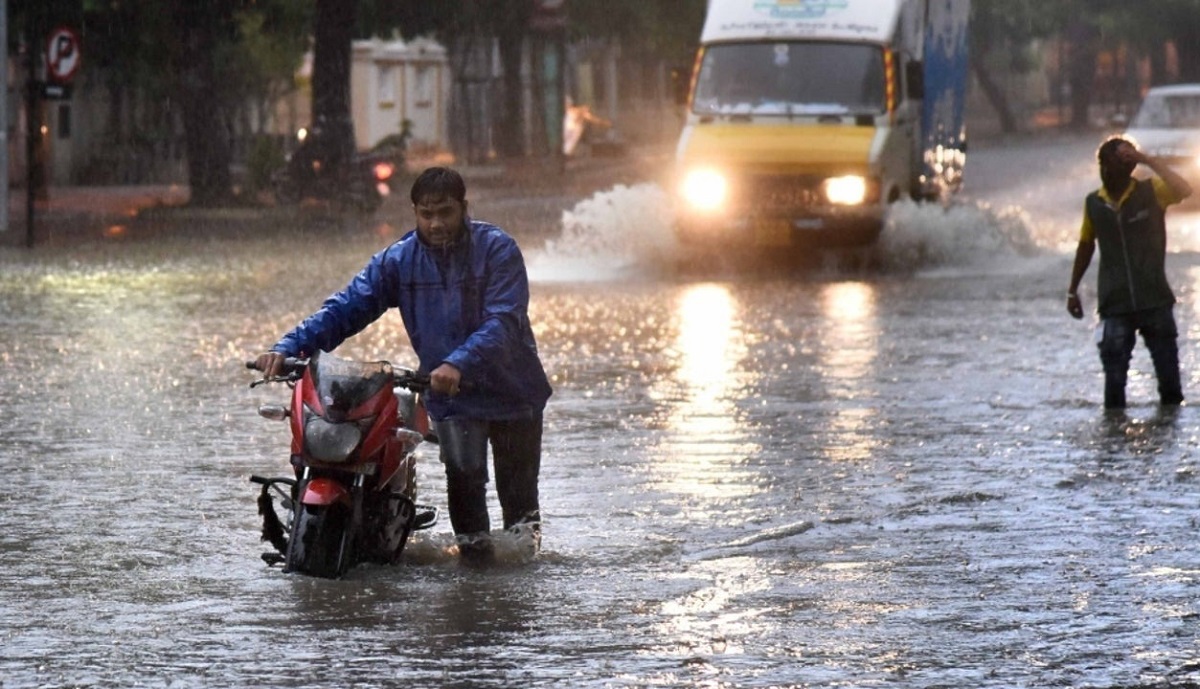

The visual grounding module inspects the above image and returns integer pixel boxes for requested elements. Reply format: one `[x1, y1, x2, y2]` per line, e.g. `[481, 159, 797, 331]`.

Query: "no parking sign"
[47, 26, 81, 84]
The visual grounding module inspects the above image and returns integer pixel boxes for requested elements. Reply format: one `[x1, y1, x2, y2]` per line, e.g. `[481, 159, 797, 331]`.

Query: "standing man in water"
[256, 167, 552, 565]
[1067, 137, 1192, 409]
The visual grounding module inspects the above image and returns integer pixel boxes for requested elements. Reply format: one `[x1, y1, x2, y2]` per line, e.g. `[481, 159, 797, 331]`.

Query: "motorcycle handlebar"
[244, 356, 306, 371]
[246, 357, 307, 388]
[393, 369, 431, 393]
[245, 356, 434, 392]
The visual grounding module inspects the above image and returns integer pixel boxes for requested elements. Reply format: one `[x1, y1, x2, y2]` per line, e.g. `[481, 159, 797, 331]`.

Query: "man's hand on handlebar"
[255, 352, 288, 379]
[429, 362, 462, 397]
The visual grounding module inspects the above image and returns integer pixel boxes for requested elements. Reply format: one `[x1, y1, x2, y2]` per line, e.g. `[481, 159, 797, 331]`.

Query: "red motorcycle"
[247, 351, 438, 578]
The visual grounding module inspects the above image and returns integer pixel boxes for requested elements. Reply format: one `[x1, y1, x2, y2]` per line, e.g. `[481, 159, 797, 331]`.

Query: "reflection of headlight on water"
[680, 168, 728, 212]
[822, 175, 868, 205]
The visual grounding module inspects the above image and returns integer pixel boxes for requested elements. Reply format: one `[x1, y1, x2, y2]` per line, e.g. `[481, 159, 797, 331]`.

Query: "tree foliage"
[568, 0, 704, 63]
[1094, 0, 1200, 83]
[969, 0, 1070, 132]
[971, 0, 1200, 131]
[66, 0, 309, 202]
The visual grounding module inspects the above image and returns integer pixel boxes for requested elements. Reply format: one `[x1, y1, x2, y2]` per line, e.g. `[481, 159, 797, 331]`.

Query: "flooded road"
[5, 132, 1200, 688]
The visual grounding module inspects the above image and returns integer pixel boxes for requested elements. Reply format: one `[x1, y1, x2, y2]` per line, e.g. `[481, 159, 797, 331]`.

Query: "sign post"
[0, 0, 7, 235]
[25, 25, 81, 247]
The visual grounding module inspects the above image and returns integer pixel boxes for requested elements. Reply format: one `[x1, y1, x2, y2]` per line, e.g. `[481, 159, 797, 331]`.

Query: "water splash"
[401, 526, 542, 567]
[527, 184, 1044, 282]
[528, 183, 677, 282]
[872, 199, 1043, 272]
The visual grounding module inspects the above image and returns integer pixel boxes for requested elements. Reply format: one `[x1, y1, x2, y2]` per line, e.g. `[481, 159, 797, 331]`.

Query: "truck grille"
[735, 175, 823, 211]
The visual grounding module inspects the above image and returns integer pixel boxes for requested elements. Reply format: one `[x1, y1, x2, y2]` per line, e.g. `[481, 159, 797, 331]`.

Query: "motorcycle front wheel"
[284, 501, 354, 578]
[361, 491, 417, 565]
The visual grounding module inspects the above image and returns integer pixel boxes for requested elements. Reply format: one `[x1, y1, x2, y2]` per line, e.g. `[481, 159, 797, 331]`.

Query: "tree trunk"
[495, 2, 532, 159]
[970, 59, 1019, 134]
[1066, 20, 1098, 130]
[447, 32, 491, 164]
[1149, 44, 1167, 87]
[312, 0, 358, 159]
[496, 34, 525, 158]
[528, 37, 548, 158]
[1175, 23, 1200, 83]
[174, 0, 233, 206]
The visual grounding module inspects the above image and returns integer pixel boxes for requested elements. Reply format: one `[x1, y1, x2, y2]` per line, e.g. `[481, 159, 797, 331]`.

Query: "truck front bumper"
[676, 206, 885, 249]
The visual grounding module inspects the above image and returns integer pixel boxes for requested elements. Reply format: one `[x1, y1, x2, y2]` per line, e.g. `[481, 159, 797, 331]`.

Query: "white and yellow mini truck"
[674, 0, 970, 250]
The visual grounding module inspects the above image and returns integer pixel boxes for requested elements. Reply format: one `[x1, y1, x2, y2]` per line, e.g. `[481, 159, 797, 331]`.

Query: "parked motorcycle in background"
[247, 351, 438, 579]
[271, 117, 402, 214]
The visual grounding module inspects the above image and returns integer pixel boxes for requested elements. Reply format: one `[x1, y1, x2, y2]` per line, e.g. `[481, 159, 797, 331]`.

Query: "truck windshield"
[692, 42, 886, 117]
[1131, 93, 1200, 129]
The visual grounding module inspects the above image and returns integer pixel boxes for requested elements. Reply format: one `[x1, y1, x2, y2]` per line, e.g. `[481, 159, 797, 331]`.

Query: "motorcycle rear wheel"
[272, 171, 301, 206]
[285, 502, 354, 578]
[341, 178, 382, 214]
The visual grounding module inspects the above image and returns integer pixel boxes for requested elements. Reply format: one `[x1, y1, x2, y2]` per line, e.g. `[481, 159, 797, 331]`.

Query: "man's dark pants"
[433, 415, 542, 548]
[1098, 305, 1184, 408]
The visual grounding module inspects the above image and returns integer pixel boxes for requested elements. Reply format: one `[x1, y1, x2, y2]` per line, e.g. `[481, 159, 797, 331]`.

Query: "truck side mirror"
[905, 60, 925, 100]
[670, 66, 691, 106]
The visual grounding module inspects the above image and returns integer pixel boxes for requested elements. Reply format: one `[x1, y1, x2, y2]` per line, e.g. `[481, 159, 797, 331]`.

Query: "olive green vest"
[1085, 179, 1175, 317]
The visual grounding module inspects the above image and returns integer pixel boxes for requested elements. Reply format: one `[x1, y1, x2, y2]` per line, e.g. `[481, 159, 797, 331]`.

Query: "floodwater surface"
[4, 133, 1200, 688]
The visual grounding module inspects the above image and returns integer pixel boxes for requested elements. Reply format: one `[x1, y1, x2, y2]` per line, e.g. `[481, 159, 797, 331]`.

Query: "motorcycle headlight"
[305, 417, 362, 463]
[822, 176, 868, 205]
[680, 168, 729, 212]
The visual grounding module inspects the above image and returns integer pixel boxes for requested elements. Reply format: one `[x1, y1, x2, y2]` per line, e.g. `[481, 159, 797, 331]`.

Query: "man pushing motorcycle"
[256, 167, 552, 566]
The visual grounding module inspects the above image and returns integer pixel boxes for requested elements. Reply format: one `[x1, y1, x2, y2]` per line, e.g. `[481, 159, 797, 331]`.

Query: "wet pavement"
[2, 150, 662, 248]
[5, 132, 1200, 688]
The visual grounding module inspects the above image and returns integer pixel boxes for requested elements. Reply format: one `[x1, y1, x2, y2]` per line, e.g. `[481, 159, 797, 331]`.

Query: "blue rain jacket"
[273, 219, 552, 421]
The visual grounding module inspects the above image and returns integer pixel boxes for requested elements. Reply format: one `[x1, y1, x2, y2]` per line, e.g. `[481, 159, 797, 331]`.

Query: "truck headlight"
[823, 175, 868, 205]
[820, 175, 868, 205]
[681, 168, 728, 212]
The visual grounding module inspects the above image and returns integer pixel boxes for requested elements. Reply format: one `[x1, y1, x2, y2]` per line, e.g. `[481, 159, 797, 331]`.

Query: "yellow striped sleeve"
[1153, 176, 1183, 207]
